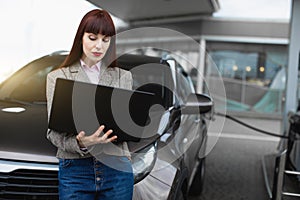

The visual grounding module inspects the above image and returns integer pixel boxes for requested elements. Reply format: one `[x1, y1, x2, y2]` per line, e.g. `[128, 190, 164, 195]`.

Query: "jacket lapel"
[67, 62, 90, 83]
[98, 66, 114, 86]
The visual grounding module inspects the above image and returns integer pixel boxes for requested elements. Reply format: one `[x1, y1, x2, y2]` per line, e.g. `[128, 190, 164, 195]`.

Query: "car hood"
[0, 102, 57, 163]
[0, 103, 172, 164]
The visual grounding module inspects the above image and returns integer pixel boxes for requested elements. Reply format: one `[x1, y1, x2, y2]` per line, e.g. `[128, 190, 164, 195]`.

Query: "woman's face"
[81, 32, 111, 66]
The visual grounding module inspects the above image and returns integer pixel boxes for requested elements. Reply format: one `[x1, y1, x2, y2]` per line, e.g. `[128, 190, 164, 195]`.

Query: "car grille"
[0, 169, 58, 200]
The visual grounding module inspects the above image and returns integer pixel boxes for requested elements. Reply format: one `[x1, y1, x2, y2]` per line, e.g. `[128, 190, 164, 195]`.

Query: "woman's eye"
[103, 38, 110, 42]
[88, 36, 97, 41]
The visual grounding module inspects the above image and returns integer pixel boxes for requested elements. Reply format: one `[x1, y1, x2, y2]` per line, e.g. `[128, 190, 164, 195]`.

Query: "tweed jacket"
[46, 62, 132, 159]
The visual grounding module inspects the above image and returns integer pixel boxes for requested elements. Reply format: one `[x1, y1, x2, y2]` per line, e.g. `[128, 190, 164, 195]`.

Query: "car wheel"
[189, 158, 205, 196]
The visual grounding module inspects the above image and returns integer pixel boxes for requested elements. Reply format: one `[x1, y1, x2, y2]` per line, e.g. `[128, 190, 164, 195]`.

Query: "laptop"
[48, 78, 162, 143]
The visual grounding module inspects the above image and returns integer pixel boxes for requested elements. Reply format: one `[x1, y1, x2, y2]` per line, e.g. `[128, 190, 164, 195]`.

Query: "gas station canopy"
[86, 0, 219, 23]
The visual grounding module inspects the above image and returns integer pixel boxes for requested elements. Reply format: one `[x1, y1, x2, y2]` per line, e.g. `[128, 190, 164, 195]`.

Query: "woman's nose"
[95, 41, 102, 49]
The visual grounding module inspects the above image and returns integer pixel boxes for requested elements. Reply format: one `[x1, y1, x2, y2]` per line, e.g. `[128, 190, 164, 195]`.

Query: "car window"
[131, 63, 174, 109]
[176, 64, 194, 103]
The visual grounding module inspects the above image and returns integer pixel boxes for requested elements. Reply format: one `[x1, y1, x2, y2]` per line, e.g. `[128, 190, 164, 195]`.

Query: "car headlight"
[132, 142, 157, 183]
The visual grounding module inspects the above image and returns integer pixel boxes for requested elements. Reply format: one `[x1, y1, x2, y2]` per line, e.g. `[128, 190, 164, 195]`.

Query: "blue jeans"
[58, 155, 134, 200]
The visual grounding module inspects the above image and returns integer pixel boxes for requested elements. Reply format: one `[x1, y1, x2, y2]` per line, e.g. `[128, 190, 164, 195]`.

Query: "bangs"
[84, 12, 115, 36]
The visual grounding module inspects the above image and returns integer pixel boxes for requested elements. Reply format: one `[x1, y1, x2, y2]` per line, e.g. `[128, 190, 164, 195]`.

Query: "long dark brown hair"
[60, 9, 117, 68]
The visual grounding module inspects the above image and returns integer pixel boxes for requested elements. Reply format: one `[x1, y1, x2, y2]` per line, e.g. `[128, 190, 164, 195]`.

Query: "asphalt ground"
[189, 116, 300, 200]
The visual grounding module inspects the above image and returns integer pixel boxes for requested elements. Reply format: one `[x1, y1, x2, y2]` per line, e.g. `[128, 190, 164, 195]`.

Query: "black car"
[0, 51, 213, 200]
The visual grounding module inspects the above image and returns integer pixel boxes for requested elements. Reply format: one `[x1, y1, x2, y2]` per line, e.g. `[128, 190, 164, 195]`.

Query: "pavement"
[188, 115, 300, 200]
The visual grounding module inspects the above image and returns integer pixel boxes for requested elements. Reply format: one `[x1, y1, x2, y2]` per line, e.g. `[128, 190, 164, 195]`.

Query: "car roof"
[116, 54, 164, 71]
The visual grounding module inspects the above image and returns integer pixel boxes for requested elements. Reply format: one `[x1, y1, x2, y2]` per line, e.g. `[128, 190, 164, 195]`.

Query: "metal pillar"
[284, 0, 300, 172]
[196, 38, 206, 94]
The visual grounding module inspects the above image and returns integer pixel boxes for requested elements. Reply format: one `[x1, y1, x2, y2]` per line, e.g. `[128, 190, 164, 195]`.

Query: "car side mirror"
[180, 93, 213, 114]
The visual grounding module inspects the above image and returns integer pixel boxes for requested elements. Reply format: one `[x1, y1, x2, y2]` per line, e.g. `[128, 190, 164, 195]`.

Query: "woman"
[46, 9, 133, 200]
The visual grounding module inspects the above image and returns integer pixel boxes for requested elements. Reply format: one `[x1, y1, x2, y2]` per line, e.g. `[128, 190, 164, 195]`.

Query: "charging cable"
[215, 112, 291, 139]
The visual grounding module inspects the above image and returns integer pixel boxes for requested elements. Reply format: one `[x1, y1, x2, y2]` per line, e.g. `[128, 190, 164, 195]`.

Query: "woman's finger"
[99, 130, 116, 143]
[76, 131, 85, 140]
[100, 129, 113, 140]
[106, 135, 118, 143]
[103, 129, 113, 138]
[94, 125, 105, 137]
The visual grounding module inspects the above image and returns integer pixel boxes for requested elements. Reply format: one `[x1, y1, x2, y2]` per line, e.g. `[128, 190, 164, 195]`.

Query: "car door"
[173, 62, 205, 175]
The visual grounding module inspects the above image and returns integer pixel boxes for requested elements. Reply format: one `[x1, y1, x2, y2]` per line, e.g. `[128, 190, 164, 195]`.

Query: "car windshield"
[130, 63, 174, 109]
[0, 55, 65, 103]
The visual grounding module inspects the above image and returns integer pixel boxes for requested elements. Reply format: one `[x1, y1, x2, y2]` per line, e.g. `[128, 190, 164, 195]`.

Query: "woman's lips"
[93, 52, 102, 57]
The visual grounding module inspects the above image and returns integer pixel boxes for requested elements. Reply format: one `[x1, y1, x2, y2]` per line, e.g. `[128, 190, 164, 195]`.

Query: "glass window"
[176, 64, 194, 104]
[206, 42, 288, 115]
[134, 65, 174, 109]
[9, 66, 54, 102]
[0, 55, 65, 102]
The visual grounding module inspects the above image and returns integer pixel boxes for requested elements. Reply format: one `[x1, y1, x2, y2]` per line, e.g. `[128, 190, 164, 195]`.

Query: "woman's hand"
[76, 125, 117, 148]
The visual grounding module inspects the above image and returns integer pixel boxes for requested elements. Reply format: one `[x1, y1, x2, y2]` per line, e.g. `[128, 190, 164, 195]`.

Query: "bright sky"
[0, 0, 293, 83]
[0, 0, 126, 83]
[0, 0, 96, 82]
[214, 0, 292, 21]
